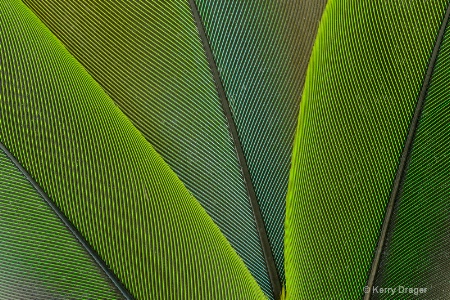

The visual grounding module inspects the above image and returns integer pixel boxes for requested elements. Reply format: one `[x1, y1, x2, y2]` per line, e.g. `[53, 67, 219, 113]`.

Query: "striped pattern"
[194, 0, 328, 284]
[0, 1, 266, 299]
[374, 17, 450, 299]
[0, 147, 122, 300]
[21, 0, 272, 295]
[285, 0, 448, 299]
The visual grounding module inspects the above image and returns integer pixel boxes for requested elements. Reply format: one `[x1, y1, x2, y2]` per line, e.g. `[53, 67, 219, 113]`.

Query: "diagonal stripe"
[370, 5, 450, 298]
[285, 0, 448, 298]
[0, 143, 127, 299]
[20, 0, 273, 295]
[0, 1, 267, 298]
[188, 0, 281, 298]
[192, 1, 329, 286]
[364, 3, 450, 298]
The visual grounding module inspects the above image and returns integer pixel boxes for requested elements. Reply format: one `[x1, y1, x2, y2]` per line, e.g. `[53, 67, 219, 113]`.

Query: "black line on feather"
[188, 1, 282, 298]
[364, 4, 450, 299]
[0, 142, 134, 300]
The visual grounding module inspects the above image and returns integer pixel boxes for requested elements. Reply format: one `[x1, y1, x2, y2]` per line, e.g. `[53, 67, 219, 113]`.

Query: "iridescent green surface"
[285, 0, 448, 298]
[374, 19, 450, 300]
[21, 0, 272, 295]
[3, 0, 450, 299]
[0, 147, 123, 299]
[195, 0, 328, 286]
[0, 1, 266, 299]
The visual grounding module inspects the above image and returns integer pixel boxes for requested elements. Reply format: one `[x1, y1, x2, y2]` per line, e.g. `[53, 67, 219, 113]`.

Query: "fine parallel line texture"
[21, 0, 272, 295]
[188, 0, 281, 297]
[365, 2, 450, 297]
[373, 15, 450, 300]
[0, 142, 133, 300]
[0, 1, 266, 299]
[194, 0, 328, 285]
[285, 0, 448, 299]
[0, 146, 123, 300]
